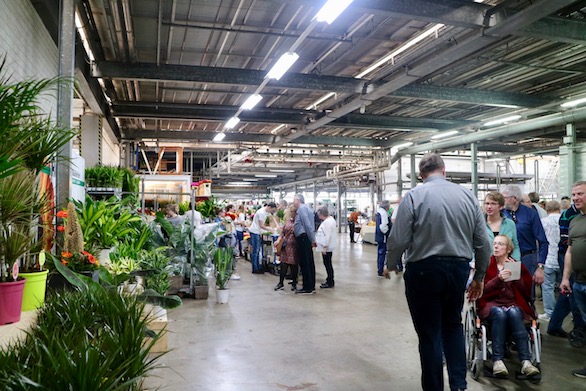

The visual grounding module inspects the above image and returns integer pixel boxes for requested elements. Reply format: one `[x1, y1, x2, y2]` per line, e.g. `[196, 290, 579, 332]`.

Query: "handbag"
[275, 238, 284, 256]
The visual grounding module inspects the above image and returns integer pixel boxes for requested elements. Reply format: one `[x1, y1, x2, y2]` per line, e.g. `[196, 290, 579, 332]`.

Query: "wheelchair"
[464, 303, 542, 383]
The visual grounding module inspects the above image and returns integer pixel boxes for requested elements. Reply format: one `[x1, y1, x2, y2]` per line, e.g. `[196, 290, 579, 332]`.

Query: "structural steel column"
[396, 156, 403, 196]
[471, 143, 478, 198]
[565, 123, 577, 195]
[410, 154, 417, 189]
[337, 181, 342, 233]
[56, 0, 76, 209]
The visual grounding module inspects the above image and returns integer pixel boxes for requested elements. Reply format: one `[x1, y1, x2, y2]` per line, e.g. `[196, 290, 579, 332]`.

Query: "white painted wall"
[0, 0, 59, 113]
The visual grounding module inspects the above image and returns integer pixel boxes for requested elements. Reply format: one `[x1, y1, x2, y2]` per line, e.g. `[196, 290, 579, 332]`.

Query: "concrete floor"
[145, 236, 586, 391]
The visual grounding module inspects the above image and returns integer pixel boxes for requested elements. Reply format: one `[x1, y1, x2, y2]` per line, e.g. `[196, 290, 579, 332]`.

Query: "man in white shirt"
[249, 202, 277, 274]
[317, 206, 337, 288]
[540, 200, 561, 320]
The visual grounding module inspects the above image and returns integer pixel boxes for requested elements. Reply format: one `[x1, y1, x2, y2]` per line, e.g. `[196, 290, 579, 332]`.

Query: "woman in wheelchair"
[477, 235, 541, 377]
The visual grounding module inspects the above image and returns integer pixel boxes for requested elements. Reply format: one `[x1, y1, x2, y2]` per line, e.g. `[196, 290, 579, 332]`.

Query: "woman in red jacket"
[477, 235, 540, 377]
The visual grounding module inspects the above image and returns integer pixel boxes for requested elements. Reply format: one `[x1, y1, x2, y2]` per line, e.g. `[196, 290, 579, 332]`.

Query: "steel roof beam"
[351, 0, 490, 29]
[389, 84, 553, 108]
[123, 129, 387, 147]
[96, 62, 552, 108]
[112, 101, 472, 131]
[517, 16, 586, 45]
[93, 61, 373, 94]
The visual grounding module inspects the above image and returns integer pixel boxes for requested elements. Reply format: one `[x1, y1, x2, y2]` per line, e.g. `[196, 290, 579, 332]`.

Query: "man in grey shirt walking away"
[385, 153, 491, 391]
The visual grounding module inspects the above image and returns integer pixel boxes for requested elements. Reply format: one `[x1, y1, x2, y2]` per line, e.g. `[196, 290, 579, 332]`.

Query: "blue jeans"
[573, 281, 586, 321]
[543, 266, 561, 317]
[404, 257, 470, 391]
[548, 253, 585, 332]
[377, 242, 386, 275]
[489, 306, 531, 362]
[236, 230, 244, 256]
[250, 233, 261, 271]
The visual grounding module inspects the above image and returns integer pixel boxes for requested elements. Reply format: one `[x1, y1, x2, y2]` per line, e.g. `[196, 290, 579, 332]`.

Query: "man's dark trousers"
[296, 233, 315, 291]
[404, 257, 470, 391]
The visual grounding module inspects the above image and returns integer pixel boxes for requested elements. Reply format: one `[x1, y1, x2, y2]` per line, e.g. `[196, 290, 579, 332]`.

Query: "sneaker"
[295, 289, 315, 295]
[291, 284, 297, 291]
[377, 273, 385, 278]
[320, 283, 334, 289]
[538, 313, 551, 321]
[231, 273, 241, 280]
[274, 283, 284, 291]
[521, 360, 540, 377]
[573, 367, 586, 378]
[492, 360, 508, 376]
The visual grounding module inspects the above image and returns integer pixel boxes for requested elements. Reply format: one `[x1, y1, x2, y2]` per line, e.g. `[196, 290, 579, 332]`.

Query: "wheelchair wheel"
[464, 309, 476, 365]
[569, 328, 586, 348]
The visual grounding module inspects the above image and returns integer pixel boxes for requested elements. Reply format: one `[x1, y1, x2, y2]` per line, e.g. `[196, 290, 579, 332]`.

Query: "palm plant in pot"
[212, 247, 233, 304]
[0, 58, 75, 322]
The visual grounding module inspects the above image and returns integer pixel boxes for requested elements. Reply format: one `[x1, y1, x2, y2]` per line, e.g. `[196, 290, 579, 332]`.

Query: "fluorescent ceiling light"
[487, 103, 520, 109]
[243, 178, 260, 181]
[483, 115, 522, 127]
[255, 174, 278, 178]
[270, 124, 286, 134]
[270, 169, 295, 173]
[393, 142, 414, 149]
[431, 130, 459, 140]
[212, 132, 226, 142]
[265, 52, 299, 80]
[227, 182, 252, 186]
[356, 24, 444, 79]
[305, 92, 336, 110]
[315, 0, 353, 24]
[561, 97, 586, 108]
[225, 117, 240, 129]
[240, 94, 263, 110]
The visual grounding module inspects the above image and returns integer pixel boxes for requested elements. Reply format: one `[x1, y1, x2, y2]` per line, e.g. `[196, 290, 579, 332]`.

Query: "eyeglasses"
[494, 241, 508, 246]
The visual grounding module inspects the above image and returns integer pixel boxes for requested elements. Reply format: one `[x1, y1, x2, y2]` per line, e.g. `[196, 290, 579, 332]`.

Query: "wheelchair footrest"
[515, 372, 541, 383]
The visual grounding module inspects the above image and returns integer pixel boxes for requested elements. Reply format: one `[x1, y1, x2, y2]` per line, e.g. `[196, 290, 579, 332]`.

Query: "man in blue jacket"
[502, 185, 548, 286]
[375, 200, 391, 277]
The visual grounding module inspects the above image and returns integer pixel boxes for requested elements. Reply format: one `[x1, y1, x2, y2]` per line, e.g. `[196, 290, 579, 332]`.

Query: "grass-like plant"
[0, 286, 163, 389]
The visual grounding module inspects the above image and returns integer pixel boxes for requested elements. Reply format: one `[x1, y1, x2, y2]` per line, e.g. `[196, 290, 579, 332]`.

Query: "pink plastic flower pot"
[0, 278, 26, 325]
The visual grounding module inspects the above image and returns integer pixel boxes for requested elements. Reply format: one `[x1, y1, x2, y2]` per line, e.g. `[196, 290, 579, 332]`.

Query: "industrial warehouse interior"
[1, 0, 586, 390]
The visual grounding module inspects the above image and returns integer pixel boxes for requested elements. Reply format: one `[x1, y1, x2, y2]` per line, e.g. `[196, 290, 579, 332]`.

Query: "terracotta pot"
[0, 278, 26, 325]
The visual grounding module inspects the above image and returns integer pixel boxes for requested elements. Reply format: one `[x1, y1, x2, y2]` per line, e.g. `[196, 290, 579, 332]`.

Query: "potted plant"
[213, 247, 233, 304]
[0, 58, 75, 322]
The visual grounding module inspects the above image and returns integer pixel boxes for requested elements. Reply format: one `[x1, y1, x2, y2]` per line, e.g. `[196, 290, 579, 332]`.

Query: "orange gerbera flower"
[56, 210, 68, 219]
[61, 260, 68, 265]
[57, 226, 65, 232]
[61, 251, 72, 258]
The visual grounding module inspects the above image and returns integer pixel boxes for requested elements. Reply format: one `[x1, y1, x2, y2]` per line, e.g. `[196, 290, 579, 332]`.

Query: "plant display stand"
[145, 312, 168, 353]
[194, 285, 209, 299]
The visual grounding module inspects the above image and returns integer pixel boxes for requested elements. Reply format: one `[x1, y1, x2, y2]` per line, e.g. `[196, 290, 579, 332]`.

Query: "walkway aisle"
[145, 237, 585, 391]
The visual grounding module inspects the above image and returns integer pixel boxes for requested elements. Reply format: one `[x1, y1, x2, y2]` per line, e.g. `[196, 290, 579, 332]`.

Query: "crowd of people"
[164, 195, 339, 295]
[381, 153, 586, 390]
[162, 154, 586, 388]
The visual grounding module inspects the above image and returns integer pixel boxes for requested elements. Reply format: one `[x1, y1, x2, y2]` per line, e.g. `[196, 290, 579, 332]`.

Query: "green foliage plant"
[140, 247, 172, 295]
[73, 196, 142, 253]
[0, 285, 163, 390]
[213, 247, 233, 290]
[0, 57, 75, 281]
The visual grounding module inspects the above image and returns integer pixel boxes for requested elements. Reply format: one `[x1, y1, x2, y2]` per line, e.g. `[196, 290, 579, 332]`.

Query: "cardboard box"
[145, 318, 168, 353]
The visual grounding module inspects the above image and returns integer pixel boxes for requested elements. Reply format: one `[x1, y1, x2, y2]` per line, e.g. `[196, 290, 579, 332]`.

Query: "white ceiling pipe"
[391, 106, 586, 165]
